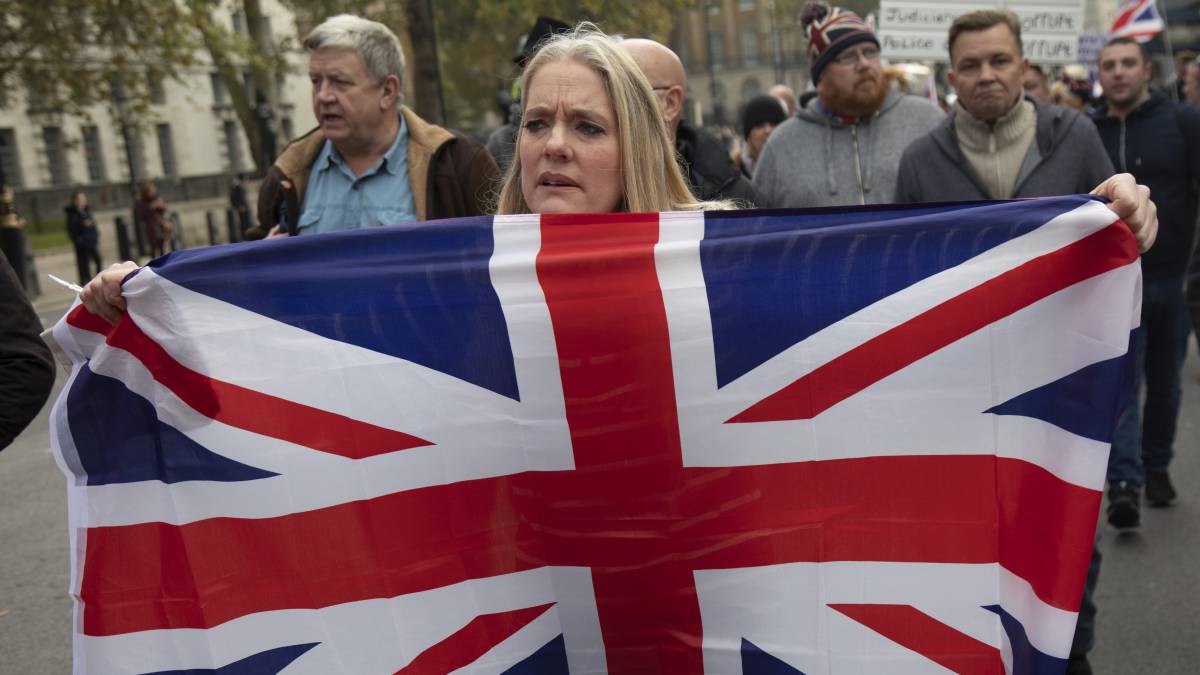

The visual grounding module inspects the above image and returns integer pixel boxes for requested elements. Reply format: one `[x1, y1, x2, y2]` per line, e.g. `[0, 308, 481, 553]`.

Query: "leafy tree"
[288, 1, 696, 130]
[434, 1, 695, 131]
[0, 0, 704, 183]
[187, 0, 291, 174]
[0, 0, 199, 115]
[0, 0, 292, 176]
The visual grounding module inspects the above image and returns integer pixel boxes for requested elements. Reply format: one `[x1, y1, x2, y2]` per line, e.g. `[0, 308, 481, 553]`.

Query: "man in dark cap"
[486, 16, 571, 173]
[753, 1, 944, 207]
[738, 95, 787, 178]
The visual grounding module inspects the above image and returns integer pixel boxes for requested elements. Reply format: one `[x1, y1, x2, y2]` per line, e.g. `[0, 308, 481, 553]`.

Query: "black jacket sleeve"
[66, 206, 84, 242]
[1074, 118, 1117, 193]
[1178, 104, 1200, 191]
[719, 173, 758, 208]
[893, 146, 920, 204]
[0, 257, 55, 450]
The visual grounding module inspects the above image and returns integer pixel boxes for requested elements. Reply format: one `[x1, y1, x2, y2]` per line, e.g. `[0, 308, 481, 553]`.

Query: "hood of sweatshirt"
[788, 89, 908, 200]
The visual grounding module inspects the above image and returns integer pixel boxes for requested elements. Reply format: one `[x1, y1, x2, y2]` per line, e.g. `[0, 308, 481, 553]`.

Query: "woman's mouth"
[539, 173, 580, 188]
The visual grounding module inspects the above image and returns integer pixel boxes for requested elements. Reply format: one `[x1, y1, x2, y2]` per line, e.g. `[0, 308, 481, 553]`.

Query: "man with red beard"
[894, 10, 1113, 202]
[752, 1, 943, 207]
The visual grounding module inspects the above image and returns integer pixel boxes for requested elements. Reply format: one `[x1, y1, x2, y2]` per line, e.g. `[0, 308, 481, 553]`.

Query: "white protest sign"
[878, 0, 1084, 64]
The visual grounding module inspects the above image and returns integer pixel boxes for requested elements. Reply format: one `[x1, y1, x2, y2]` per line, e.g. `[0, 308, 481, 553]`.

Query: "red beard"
[820, 71, 888, 118]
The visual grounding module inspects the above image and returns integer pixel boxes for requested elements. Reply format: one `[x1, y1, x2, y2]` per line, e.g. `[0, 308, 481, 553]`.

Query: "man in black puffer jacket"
[1093, 37, 1200, 525]
[623, 38, 756, 206]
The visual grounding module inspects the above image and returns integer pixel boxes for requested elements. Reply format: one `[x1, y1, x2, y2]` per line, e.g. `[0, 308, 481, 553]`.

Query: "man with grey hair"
[251, 14, 497, 239]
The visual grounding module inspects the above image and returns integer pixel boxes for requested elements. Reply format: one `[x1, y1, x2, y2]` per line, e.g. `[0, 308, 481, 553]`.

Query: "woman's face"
[73, 193, 87, 208]
[747, 122, 775, 161]
[519, 58, 622, 214]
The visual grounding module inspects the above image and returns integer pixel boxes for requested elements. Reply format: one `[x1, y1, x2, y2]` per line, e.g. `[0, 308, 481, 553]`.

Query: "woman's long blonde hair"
[495, 24, 732, 214]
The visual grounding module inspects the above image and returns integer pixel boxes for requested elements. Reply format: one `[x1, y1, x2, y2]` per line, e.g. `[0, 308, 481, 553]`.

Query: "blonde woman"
[495, 25, 733, 215]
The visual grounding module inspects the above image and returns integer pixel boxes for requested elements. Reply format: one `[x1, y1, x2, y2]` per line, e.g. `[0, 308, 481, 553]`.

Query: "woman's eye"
[577, 122, 603, 136]
[523, 119, 547, 133]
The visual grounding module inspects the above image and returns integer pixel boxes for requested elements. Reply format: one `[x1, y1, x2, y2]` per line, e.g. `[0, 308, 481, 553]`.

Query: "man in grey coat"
[894, 11, 1113, 203]
[895, 11, 1117, 675]
[753, 1, 943, 207]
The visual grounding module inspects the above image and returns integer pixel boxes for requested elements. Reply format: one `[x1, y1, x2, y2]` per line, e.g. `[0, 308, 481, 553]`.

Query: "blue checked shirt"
[296, 118, 418, 235]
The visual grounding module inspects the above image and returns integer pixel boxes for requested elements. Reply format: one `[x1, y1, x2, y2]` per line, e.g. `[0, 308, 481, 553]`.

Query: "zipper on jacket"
[989, 132, 999, 198]
[851, 125, 865, 205]
[1118, 118, 1128, 173]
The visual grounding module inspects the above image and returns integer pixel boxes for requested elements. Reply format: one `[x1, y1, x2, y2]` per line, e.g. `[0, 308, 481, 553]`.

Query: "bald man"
[769, 83, 798, 116]
[623, 38, 755, 204]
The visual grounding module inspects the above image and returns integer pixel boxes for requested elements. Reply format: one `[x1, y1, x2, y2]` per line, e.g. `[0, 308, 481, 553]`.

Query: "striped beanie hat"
[801, 1, 879, 84]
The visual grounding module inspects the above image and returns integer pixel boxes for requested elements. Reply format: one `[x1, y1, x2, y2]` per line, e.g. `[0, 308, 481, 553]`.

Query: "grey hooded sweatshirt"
[752, 89, 944, 208]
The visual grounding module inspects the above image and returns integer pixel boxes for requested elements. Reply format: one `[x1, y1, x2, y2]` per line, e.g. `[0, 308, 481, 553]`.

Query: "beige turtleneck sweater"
[953, 99, 1036, 199]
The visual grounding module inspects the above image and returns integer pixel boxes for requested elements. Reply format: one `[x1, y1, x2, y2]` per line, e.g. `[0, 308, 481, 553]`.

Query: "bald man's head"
[622, 38, 687, 139]
[769, 84, 797, 116]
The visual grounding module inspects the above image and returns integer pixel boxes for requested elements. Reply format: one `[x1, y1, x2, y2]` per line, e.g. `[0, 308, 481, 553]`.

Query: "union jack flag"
[50, 196, 1139, 674]
[1109, 0, 1165, 42]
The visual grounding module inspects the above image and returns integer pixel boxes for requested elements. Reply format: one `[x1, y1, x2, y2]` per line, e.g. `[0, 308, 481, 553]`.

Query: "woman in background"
[65, 191, 101, 284]
[135, 181, 171, 258]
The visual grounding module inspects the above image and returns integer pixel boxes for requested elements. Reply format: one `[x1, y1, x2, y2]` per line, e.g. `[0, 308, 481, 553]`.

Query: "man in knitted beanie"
[753, 1, 944, 207]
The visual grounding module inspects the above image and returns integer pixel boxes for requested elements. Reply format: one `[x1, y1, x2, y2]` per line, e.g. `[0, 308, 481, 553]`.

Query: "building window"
[0, 129, 23, 188]
[42, 126, 70, 186]
[281, 115, 294, 142]
[708, 30, 724, 69]
[211, 72, 226, 106]
[156, 123, 176, 178]
[243, 70, 256, 103]
[122, 125, 147, 181]
[108, 73, 126, 104]
[741, 78, 763, 105]
[739, 0, 756, 9]
[706, 0, 720, 15]
[26, 81, 49, 112]
[232, 10, 246, 35]
[81, 125, 106, 183]
[223, 119, 243, 172]
[743, 30, 759, 66]
[713, 81, 728, 105]
[148, 72, 166, 105]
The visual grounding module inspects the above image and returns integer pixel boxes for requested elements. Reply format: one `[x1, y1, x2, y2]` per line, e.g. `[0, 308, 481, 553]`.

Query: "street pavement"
[1, 246, 1198, 673]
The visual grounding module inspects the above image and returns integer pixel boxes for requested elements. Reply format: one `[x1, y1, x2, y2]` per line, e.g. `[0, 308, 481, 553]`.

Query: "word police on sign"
[879, 0, 1083, 64]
